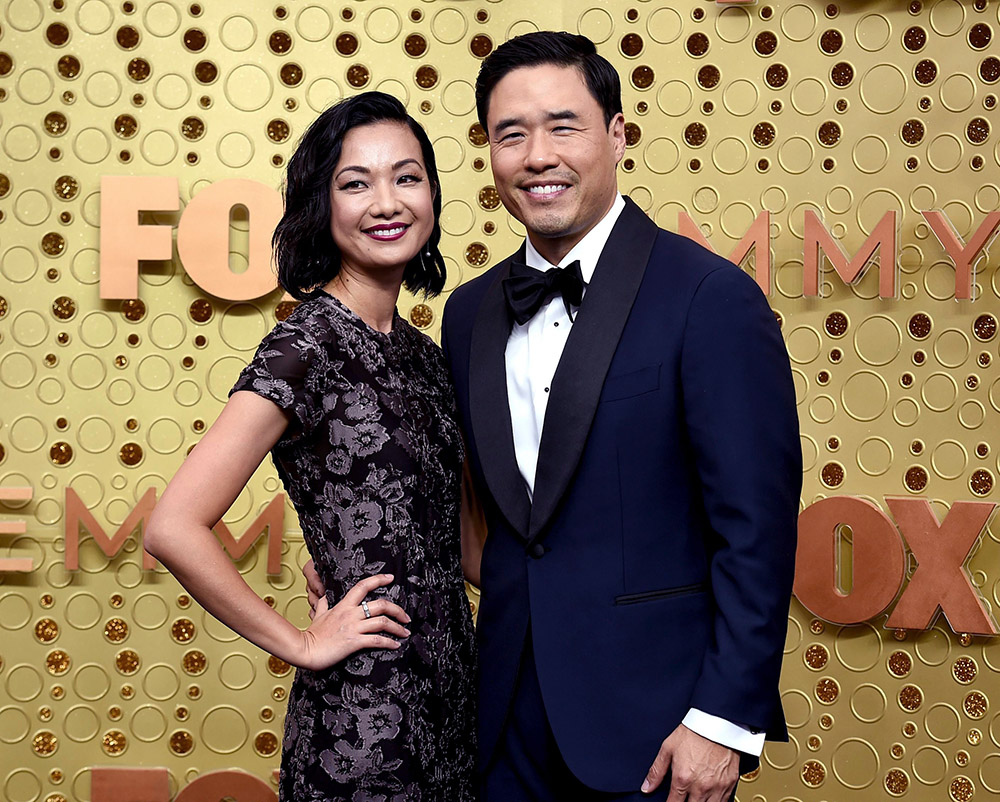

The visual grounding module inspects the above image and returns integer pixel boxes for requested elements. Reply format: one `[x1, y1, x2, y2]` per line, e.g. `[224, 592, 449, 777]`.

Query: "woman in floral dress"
[146, 92, 479, 801]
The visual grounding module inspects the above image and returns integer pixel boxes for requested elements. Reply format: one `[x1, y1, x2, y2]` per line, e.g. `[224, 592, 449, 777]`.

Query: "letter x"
[886, 498, 997, 635]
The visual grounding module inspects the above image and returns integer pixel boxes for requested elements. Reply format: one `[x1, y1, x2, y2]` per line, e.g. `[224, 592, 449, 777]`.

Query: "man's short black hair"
[475, 31, 623, 134]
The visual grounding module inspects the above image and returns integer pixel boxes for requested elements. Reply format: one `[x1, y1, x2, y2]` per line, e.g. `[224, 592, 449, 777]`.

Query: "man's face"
[485, 64, 625, 263]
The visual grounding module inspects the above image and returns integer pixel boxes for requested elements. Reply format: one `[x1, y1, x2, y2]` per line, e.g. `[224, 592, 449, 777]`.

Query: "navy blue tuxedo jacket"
[441, 198, 801, 791]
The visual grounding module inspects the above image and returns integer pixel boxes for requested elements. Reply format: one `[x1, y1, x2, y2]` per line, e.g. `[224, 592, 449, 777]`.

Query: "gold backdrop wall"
[1, 0, 999, 799]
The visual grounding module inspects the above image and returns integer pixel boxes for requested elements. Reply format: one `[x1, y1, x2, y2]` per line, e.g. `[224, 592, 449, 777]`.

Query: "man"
[311, 31, 800, 801]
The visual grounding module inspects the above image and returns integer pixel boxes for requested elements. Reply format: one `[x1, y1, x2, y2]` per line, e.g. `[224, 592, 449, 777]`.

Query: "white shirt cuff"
[682, 708, 766, 757]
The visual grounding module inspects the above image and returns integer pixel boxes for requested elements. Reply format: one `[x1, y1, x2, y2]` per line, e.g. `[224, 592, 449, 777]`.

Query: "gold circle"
[267, 655, 292, 677]
[804, 644, 829, 670]
[898, 684, 922, 712]
[171, 618, 196, 643]
[409, 304, 433, 328]
[254, 731, 279, 756]
[115, 650, 140, 675]
[46, 650, 71, 675]
[963, 691, 988, 719]
[801, 760, 826, 787]
[104, 618, 129, 643]
[33, 730, 59, 756]
[182, 650, 207, 675]
[169, 729, 194, 754]
[35, 618, 60, 643]
[950, 776, 974, 802]
[102, 729, 127, 755]
[888, 650, 912, 677]
[885, 768, 909, 795]
[815, 677, 839, 704]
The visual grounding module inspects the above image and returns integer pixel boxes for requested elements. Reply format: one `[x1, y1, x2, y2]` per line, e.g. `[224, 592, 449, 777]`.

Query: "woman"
[145, 92, 479, 801]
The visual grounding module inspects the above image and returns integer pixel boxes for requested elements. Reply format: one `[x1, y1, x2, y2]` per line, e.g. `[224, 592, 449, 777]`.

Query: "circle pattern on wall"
[0, 1, 997, 798]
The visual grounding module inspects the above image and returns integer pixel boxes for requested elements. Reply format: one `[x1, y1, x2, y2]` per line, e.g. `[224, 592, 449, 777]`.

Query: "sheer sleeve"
[230, 318, 319, 441]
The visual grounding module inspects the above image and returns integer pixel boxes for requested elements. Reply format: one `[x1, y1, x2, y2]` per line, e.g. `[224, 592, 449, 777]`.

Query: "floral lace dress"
[231, 291, 477, 801]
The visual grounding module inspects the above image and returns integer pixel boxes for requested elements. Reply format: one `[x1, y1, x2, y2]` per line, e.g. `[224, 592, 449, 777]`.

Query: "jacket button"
[527, 543, 545, 558]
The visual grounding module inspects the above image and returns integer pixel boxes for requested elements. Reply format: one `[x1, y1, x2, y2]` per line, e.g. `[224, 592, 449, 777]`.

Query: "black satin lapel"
[469, 247, 531, 539]
[529, 198, 659, 540]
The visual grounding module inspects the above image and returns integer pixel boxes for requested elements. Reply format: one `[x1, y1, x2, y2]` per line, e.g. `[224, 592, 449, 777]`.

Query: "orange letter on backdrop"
[100, 176, 179, 299]
[92, 768, 275, 802]
[794, 496, 906, 625]
[677, 210, 772, 294]
[0, 486, 35, 572]
[803, 209, 898, 298]
[91, 767, 169, 801]
[213, 494, 286, 575]
[174, 769, 277, 802]
[65, 487, 158, 570]
[922, 210, 1000, 300]
[176, 179, 283, 301]
[885, 498, 998, 635]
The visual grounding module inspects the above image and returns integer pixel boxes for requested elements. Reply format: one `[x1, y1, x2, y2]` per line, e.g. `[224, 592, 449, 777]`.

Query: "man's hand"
[641, 724, 739, 801]
[304, 559, 326, 620]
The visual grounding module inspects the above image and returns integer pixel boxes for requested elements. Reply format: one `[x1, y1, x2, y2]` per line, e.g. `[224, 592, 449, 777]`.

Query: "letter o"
[794, 496, 906, 625]
[177, 179, 282, 301]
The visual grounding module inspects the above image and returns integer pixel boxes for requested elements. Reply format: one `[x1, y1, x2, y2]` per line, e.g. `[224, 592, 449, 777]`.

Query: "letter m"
[678, 210, 772, 294]
[804, 210, 898, 297]
[212, 495, 285, 575]
[65, 488, 158, 570]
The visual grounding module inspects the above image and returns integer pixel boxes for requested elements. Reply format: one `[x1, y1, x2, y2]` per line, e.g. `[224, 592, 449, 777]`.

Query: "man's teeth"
[369, 226, 406, 236]
[528, 185, 568, 195]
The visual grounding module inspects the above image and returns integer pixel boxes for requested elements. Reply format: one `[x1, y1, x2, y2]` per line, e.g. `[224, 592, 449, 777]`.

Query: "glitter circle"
[950, 777, 974, 802]
[885, 768, 909, 795]
[898, 684, 923, 711]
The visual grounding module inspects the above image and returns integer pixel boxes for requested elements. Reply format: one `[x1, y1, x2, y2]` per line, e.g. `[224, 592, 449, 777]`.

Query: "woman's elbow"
[143, 508, 176, 560]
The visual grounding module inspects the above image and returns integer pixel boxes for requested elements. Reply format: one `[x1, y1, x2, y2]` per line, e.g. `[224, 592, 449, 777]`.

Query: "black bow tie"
[502, 260, 586, 326]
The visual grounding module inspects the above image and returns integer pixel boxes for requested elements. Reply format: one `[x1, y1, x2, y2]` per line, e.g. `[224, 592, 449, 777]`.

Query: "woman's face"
[329, 121, 435, 280]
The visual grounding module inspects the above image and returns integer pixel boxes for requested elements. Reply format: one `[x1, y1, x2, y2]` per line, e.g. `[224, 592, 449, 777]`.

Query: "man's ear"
[609, 112, 627, 163]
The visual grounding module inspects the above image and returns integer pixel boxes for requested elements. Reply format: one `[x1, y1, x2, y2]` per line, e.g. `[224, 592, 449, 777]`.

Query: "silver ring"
[361, 600, 371, 619]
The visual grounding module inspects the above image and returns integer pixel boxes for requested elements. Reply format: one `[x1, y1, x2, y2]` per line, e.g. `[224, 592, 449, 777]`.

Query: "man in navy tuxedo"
[309, 31, 800, 801]
[442, 32, 800, 802]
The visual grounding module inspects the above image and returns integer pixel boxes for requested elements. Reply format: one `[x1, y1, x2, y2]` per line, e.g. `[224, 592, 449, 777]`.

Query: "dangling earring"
[419, 242, 432, 273]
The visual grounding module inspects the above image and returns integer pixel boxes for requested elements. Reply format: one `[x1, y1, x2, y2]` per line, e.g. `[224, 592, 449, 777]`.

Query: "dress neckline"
[315, 288, 404, 341]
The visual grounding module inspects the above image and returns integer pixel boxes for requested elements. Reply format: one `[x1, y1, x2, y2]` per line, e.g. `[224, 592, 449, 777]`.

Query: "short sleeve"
[230, 319, 319, 441]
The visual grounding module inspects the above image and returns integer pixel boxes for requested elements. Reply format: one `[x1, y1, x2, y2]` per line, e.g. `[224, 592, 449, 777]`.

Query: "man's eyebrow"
[335, 159, 422, 180]
[492, 110, 580, 136]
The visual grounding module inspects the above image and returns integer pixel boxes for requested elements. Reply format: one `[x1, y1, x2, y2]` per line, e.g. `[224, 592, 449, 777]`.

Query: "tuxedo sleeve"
[680, 264, 801, 733]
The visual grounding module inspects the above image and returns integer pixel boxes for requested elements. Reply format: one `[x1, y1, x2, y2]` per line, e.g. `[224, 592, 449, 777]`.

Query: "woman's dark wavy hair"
[274, 91, 446, 300]
[474, 31, 623, 134]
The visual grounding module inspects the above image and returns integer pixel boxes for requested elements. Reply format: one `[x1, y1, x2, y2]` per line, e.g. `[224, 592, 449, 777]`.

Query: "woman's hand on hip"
[297, 573, 411, 670]
[304, 558, 326, 619]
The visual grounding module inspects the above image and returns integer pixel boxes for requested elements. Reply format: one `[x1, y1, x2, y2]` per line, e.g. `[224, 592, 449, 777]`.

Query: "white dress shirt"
[504, 193, 766, 758]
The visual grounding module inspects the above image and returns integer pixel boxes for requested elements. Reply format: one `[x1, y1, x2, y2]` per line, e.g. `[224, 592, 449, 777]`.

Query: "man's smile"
[521, 183, 571, 199]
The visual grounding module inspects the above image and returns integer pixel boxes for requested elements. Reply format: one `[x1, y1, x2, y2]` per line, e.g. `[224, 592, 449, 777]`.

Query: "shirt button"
[527, 543, 545, 558]
[544, 387, 549, 393]
[553, 321, 559, 327]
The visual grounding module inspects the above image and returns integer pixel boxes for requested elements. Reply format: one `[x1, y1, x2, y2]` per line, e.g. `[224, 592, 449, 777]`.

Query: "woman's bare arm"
[145, 391, 410, 670]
